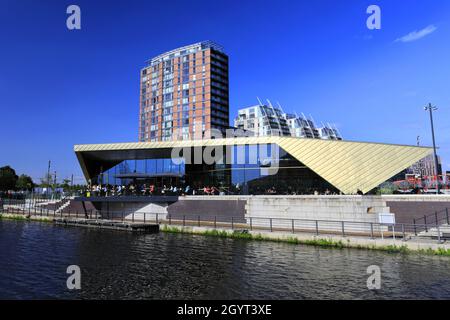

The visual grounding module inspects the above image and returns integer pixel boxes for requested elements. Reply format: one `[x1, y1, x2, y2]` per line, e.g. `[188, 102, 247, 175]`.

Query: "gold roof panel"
[75, 137, 431, 194]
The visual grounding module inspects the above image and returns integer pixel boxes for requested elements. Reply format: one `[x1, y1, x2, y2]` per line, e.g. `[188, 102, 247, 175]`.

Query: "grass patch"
[160, 225, 183, 234]
[299, 238, 345, 248]
[159, 224, 450, 256]
[160, 225, 346, 248]
[0, 213, 53, 223]
[434, 248, 450, 256]
[383, 245, 410, 254]
[0, 214, 28, 221]
[348, 244, 450, 256]
[417, 247, 450, 256]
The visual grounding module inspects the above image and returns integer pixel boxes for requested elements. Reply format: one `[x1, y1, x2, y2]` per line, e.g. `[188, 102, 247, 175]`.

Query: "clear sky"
[1, 0, 449, 184]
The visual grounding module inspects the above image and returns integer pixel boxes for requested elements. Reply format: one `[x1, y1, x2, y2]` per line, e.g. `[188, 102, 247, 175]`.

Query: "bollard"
[249, 217, 252, 231]
[183, 215, 186, 227]
[402, 224, 406, 241]
[370, 222, 374, 239]
[270, 218, 273, 232]
[315, 220, 319, 236]
[231, 217, 234, 230]
[144, 212, 146, 224]
[156, 213, 159, 224]
[341, 221, 345, 237]
[446, 208, 449, 225]
[424, 215, 428, 232]
[292, 219, 295, 234]
[413, 219, 417, 235]
[214, 216, 217, 229]
[169, 214, 172, 225]
[198, 215, 201, 227]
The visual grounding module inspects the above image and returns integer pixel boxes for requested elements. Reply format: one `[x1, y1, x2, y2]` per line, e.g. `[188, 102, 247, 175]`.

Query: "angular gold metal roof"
[75, 137, 432, 194]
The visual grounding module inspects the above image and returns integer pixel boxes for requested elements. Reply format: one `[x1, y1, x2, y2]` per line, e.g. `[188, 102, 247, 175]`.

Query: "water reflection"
[1, 220, 450, 299]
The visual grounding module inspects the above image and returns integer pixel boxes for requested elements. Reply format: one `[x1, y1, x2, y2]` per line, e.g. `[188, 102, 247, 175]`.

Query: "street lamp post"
[424, 103, 440, 194]
[53, 171, 57, 200]
[47, 160, 51, 199]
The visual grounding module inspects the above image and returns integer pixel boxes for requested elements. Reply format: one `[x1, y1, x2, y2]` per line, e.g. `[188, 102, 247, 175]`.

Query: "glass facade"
[92, 144, 338, 195]
[99, 158, 185, 187]
[185, 144, 338, 195]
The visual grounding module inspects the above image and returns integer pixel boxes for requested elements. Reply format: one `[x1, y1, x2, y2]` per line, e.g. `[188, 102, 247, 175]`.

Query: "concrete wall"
[381, 195, 450, 224]
[84, 194, 450, 230]
[97, 202, 169, 221]
[95, 196, 247, 223]
[244, 195, 390, 233]
[167, 196, 247, 223]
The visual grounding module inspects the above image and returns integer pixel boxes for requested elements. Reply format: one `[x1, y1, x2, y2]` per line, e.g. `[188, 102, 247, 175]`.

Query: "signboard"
[378, 213, 395, 225]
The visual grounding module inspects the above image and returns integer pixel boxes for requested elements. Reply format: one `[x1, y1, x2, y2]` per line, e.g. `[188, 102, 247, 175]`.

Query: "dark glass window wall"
[93, 144, 338, 195]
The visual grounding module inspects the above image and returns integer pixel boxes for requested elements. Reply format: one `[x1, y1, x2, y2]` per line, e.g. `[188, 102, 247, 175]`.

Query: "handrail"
[413, 208, 450, 226]
[1, 204, 448, 244]
[0, 203, 440, 228]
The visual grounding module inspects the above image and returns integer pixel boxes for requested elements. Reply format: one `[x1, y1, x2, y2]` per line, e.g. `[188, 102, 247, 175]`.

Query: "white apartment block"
[234, 102, 342, 140]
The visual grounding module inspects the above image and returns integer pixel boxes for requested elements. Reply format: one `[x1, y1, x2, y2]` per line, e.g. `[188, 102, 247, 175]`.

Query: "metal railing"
[413, 208, 450, 231]
[1, 204, 447, 244]
[0, 196, 73, 213]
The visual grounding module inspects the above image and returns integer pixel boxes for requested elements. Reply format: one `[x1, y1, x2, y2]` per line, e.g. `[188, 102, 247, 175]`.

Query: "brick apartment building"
[139, 41, 229, 142]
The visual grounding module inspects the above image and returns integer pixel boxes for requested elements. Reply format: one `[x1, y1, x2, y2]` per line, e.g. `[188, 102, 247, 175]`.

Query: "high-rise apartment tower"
[139, 41, 229, 142]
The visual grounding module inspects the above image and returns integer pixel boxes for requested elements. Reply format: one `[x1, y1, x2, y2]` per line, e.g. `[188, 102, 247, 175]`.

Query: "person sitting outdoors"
[211, 186, 219, 195]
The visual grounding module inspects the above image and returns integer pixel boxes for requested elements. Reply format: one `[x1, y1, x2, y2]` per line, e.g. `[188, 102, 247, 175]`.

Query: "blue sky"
[0, 0, 449, 184]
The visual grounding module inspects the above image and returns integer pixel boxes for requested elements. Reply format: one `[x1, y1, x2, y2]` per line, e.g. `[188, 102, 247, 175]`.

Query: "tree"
[40, 173, 53, 188]
[0, 166, 19, 191]
[61, 178, 71, 192]
[16, 174, 35, 191]
[377, 182, 399, 195]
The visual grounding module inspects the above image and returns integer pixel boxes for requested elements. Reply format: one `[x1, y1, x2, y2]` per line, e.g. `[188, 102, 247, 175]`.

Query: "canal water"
[1, 219, 450, 299]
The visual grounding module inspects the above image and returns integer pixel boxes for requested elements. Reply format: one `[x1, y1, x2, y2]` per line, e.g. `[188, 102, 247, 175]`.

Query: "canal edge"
[2, 213, 450, 256]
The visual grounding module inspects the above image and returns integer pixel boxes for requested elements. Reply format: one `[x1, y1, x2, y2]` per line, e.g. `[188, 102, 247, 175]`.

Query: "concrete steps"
[417, 224, 450, 239]
[55, 197, 74, 214]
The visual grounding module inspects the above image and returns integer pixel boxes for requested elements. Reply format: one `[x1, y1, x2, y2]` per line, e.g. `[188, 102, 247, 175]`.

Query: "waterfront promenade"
[2, 194, 450, 253]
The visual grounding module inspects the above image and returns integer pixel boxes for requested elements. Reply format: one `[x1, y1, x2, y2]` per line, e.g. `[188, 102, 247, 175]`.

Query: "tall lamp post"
[47, 160, 51, 199]
[53, 171, 57, 200]
[424, 103, 440, 194]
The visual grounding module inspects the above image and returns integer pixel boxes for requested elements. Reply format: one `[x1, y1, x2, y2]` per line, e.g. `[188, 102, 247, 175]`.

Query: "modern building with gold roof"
[74, 136, 431, 195]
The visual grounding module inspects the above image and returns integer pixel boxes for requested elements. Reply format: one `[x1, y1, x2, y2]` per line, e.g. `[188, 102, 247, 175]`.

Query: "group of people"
[84, 182, 346, 197]
[201, 186, 222, 195]
[84, 183, 226, 197]
[258, 186, 341, 196]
